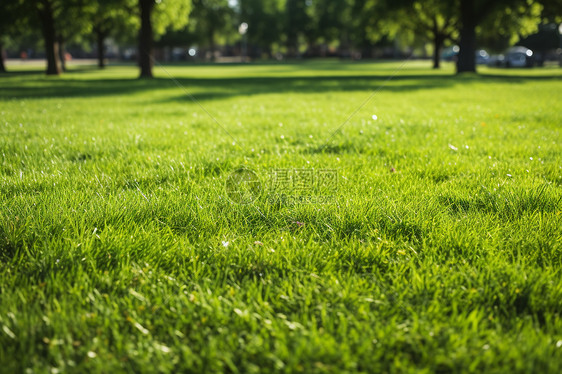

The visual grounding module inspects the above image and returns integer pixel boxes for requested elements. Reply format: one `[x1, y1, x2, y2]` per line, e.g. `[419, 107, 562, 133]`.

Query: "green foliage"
[30, 0, 96, 45]
[0, 61, 561, 372]
[188, 0, 234, 48]
[151, 0, 192, 36]
[240, 0, 285, 52]
[62, 1, 96, 37]
[282, 0, 313, 54]
[479, 1, 543, 47]
[91, 0, 139, 44]
[0, 0, 37, 52]
[365, 0, 546, 48]
[0, 1, 28, 40]
[307, 0, 353, 43]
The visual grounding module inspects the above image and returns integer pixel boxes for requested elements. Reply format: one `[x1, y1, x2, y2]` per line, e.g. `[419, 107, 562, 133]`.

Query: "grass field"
[1, 60, 561, 373]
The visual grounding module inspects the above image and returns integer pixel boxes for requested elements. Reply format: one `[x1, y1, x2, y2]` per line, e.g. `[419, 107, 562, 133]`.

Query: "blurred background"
[1, 0, 561, 75]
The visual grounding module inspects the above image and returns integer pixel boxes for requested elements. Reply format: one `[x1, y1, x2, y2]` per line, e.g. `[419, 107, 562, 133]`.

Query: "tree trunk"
[58, 35, 66, 72]
[432, 34, 444, 69]
[96, 29, 106, 68]
[457, 0, 476, 73]
[138, 0, 154, 78]
[0, 42, 6, 73]
[38, 0, 61, 75]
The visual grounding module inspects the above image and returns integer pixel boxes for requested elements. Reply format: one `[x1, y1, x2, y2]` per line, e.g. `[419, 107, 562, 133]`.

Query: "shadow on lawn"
[1, 68, 560, 101]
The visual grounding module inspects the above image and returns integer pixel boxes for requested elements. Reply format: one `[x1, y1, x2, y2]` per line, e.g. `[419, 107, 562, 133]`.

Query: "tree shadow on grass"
[0, 74, 457, 101]
[0, 76, 160, 100]
[0, 70, 44, 77]
[1, 68, 560, 101]
[479, 72, 562, 81]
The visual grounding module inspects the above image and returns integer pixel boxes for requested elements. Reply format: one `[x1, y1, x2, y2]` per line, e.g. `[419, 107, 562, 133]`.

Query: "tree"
[0, 1, 31, 73]
[284, 0, 310, 57]
[19, 0, 92, 75]
[92, 5, 112, 68]
[36, 0, 62, 75]
[360, 0, 419, 59]
[90, 0, 133, 68]
[138, 0, 155, 77]
[456, 0, 542, 73]
[349, 0, 380, 58]
[401, 1, 458, 69]
[15, 0, 190, 77]
[190, 0, 233, 60]
[56, 1, 95, 72]
[138, 0, 191, 78]
[368, 0, 544, 73]
[304, 0, 355, 56]
[92, 0, 139, 69]
[365, 0, 458, 68]
[239, 0, 284, 57]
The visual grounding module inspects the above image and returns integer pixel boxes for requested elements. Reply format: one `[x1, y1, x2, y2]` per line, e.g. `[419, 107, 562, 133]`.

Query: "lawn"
[0, 60, 561, 373]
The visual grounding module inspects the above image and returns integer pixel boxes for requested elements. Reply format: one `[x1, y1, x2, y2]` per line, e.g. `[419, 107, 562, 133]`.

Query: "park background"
[1, 0, 562, 75]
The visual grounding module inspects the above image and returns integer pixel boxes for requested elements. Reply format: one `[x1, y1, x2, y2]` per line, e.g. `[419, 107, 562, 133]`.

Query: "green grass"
[1, 60, 561, 373]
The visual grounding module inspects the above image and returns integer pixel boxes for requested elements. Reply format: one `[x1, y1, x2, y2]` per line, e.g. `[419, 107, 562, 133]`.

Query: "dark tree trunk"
[0, 42, 6, 73]
[58, 35, 66, 72]
[457, 0, 477, 73]
[138, 0, 154, 78]
[38, 0, 61, 75]
[432, 34, 444, 69]
[96, 29, 106, 68]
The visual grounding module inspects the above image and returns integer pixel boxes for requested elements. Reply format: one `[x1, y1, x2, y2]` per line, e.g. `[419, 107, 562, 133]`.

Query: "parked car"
[487, 54, 505, 67]
[441, 46, 490, 64]
[475, 49, 490, 64]
[441, 45, 460, 61]
[486, 47, 534, 68]
[504, 46, 534, 67]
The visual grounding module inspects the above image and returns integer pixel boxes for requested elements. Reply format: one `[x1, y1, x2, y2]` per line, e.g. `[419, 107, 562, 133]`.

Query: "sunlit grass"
[1, 60, 561, 373]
